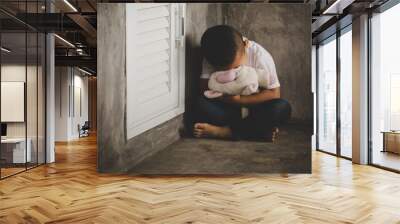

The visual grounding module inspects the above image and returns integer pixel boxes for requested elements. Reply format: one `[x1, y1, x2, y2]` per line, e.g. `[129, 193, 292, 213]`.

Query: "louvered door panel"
[137, 6, 169, 21]
[126, 3, 185, 139]
[137, 18, 170, 33]
[137, 29, 169, 45]
[136, 51, 169, 68]
[134, 3, 169, 10]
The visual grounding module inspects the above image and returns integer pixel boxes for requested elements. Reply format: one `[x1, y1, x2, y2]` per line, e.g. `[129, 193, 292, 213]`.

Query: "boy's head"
[201, 25, 247, 70]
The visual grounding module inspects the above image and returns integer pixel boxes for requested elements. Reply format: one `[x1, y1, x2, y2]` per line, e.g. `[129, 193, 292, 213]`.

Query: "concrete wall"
[184, 3, 223, 129]
[88, 77, 97, 131]
[223, 3, 312, 121]
[97, 4, 182, 173]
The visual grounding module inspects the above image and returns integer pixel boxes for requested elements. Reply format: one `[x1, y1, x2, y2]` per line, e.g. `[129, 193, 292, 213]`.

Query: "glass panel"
[38, 32, 46, 165]
[317, 36, 337, 154]
[26, 31, 38, 169]
[340, 29, 352, 158]
[26, 0, 39, 169]
[0, 1, 46, 179]
[371, 3, 400, 171]
[1, 30, 28, 177]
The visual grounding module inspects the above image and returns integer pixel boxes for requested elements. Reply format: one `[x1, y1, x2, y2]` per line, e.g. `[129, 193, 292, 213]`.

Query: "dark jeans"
[194, 96, 291, 140]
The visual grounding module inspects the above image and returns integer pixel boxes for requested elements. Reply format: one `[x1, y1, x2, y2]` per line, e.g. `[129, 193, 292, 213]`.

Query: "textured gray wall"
[223, 3, 312, 121]
[184, 3, 223, 129]
[97, 4, 182, 173]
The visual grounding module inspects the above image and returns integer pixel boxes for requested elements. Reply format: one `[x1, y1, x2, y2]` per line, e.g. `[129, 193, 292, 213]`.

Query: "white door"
[126, 3, 185, 139]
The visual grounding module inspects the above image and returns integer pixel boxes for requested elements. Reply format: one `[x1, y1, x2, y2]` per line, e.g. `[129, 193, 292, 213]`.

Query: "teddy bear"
[204, 65, 270, 99]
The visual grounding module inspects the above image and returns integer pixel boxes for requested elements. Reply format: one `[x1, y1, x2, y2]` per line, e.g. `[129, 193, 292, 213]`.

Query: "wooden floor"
[372, 150, 400, 171]
[1, 135, 400, 223]
[1, 163, 46, 178]
[1, 167, 26, 178]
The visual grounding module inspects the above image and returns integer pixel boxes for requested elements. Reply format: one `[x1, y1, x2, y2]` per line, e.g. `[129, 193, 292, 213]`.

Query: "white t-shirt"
[200, 40, 280, 90]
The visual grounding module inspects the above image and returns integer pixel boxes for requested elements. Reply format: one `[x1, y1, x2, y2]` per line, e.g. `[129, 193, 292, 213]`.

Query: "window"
[370, 2, 400, 171]
[316, 24, 353, 159]
[317, 35, 337, 154]
[339, 27, 352, 158]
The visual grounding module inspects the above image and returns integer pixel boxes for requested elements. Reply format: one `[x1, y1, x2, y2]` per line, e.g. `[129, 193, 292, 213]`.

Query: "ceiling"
[1, 0, 392, 74]
[0, 0, 97, 73]
[311, 0, 390, 43]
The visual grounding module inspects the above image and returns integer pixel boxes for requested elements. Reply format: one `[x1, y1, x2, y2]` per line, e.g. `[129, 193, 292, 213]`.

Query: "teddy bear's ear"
[216, 70, 237, 83]
[204, 90, 223, 99]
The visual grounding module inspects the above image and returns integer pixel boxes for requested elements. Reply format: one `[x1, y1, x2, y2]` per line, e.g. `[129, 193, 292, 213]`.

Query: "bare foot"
[193, 123, 232, 139]
[265, 127, 279, 142]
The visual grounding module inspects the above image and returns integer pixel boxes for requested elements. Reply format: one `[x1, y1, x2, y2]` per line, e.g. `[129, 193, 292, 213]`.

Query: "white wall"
[54, 67, 89, 141]
[1, 65, 26, 140]
[1, 64, 46, 163]
[72, 73, 89, 138]
[55, 66, 70, 141]
[1, 65, 42, 138]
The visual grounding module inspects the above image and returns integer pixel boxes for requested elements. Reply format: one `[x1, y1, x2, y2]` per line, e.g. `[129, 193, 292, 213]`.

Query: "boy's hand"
[219, 95, 241, 104]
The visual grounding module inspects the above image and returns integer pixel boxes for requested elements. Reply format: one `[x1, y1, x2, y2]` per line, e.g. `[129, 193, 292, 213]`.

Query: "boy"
[193, 25, 291, 141]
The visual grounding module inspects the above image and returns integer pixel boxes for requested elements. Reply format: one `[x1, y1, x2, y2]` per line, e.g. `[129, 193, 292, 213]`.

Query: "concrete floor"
[129, 124, 311, 174]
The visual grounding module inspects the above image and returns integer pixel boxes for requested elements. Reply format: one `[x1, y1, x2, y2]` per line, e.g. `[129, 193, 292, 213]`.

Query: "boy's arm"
[199, 78, 209, 94]
[220, 87, 280, 106]
[199, 59, 213, 94]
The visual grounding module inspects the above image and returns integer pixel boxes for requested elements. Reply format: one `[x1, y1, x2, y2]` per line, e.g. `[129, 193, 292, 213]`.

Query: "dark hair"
[200, 25, 245, 68]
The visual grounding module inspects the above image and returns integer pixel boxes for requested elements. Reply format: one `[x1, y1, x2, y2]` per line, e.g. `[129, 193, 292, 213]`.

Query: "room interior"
[0, 29, 46, 178]
[0, 0, 400, 222]
[0, 0, 97, 179]
[313, 0, 400, 171]
[54, 66, 95, 142]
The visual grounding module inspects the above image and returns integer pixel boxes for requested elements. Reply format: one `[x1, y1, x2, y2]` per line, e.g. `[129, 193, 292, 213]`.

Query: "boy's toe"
[193, 126, 203, 138]
[194, 123, 207, 130]
[194, 130, 202, 138]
